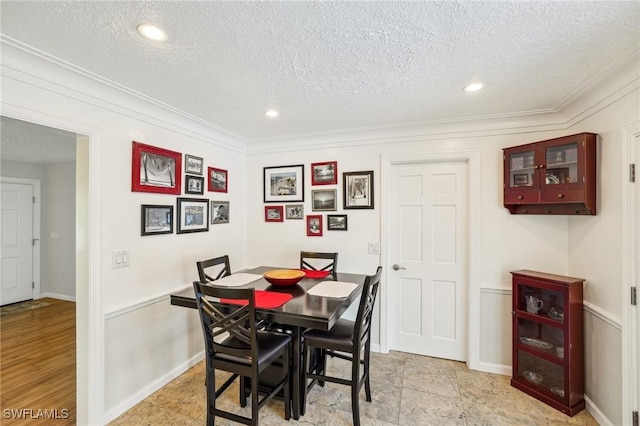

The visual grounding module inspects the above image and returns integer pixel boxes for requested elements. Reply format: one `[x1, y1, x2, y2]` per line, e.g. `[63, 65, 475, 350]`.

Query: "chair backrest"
[193, 281, 258, 362]
[197, 255, 231, 283]
[300, 251, 338, 276]
[354, 266, 382, 346]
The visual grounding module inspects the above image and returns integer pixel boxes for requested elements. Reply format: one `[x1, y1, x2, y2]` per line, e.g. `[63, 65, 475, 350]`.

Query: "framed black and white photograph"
[185, 154, 204, 175]
[311, 161, 337, 185]
[264, 164, 304, 203]
[131, 141, 181, 195]
[184, 175, 204, 195]
[312, 189, 337, 211]
[141, 205, 173, 236]
[285, 204, 304, 220]
[343, 170, 374, 209]
[208, 167, 228, 193]
[306, 215, 323, 236]
[327, 214, 348, 231]
[265, 205, 284, 222]
[177, 198, 209, 234]
[211, 201, 229, 224]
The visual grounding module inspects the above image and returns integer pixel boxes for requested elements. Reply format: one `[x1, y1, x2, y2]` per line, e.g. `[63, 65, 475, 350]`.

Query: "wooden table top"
[170, 265, 366, 331]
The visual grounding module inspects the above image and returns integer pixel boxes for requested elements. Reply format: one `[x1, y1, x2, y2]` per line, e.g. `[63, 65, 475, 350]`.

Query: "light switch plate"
[368, 242, 380, 254]
[112, 250, 130, 268]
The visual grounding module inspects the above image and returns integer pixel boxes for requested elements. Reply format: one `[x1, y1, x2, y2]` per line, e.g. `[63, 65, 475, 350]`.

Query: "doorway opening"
[0, 115, 92, 424]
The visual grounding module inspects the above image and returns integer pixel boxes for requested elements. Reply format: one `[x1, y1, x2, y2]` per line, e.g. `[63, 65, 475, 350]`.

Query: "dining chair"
[196, 254, 231, 283]
[299, 251, 338, 279]
[193, 281, 292, 426]
[301, 266, 382, 426]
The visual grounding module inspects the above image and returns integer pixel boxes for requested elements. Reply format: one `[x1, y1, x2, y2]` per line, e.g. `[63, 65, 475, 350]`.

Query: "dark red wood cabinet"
[511, 270, 585, 416]
[503, 133, 597, 215]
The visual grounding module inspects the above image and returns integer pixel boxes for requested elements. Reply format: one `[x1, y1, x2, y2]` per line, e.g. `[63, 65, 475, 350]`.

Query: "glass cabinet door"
[544, 142, 579, 185]
[507, 150, 535, 188]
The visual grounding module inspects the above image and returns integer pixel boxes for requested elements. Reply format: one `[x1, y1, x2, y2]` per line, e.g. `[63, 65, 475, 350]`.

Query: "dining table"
[169, 265, 367, 420]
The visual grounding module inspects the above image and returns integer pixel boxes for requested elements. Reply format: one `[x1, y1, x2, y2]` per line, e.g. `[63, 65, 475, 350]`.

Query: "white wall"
[42, 161, 76, 299]
[1, 38, 637, 425]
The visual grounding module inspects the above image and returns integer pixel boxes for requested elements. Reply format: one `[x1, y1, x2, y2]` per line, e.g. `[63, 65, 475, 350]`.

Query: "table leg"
[292, 326, 301, 420]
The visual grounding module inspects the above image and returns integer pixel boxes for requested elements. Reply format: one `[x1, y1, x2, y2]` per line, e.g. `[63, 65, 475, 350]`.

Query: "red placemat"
[299, 269, 331, 279]
[221, 290, 293, 309]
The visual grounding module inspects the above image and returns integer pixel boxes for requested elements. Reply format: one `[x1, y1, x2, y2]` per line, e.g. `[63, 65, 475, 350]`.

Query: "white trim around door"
[1, 106, 104, 426]
[380, 150, 481, 370]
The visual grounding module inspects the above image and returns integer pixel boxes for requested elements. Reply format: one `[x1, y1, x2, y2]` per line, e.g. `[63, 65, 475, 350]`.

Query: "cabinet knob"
[539, 164, 545, 169]
[557, 193, 564, 199]
[517, 195, 524, 200]
[533, 165, 539, 169]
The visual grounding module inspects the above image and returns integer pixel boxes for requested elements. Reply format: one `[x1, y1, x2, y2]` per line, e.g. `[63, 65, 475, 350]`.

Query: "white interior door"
[1, 182, 35, 305]
[388, 162, 467, 361]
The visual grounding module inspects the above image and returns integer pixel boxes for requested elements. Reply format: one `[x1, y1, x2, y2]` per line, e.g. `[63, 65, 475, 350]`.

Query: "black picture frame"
[327, 214, 348, 231]
[176, 198, 209, 234]
[343, 170, 374, 209]
[263, 164, 304, 203]
[184, 175, 204, 195]
[141, 205, 173, 236]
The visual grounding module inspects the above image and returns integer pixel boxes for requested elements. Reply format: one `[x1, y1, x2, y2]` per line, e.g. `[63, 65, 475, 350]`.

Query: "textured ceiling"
[0, 1, 639, 144]
[0, 117, 77, 164]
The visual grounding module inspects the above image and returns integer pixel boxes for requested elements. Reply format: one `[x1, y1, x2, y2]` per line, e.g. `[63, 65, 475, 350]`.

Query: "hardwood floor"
[1, 298, 76, 425]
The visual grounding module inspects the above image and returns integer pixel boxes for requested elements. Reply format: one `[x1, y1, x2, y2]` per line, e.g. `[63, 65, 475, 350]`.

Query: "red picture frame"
[311, 161, 338, 185]
[208, 167, 228, 193]
[306, 215, 323, 236]
[131, 141, 182, 195]
[264, 205, 284, 222]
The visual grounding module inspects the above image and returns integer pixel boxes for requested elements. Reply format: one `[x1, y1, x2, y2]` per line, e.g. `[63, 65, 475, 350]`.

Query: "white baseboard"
[476, 361, 511, 376]
[584, 394, 613, 426]
[103, 351, 204, 424]
[38, 292, 76, 302]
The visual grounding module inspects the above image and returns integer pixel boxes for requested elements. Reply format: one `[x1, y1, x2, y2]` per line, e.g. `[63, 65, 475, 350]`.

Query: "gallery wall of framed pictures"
[261, 159, 375, 237]
[132, 141, 377, 239]
[133, 141, 231, 236]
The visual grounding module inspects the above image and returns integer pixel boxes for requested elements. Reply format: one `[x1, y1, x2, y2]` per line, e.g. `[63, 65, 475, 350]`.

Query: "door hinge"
[632, 287, 637, 306]
[32, 282, 35, 289]
[33, 196, 36, 203]
[630, 164, 636, 183]
[632, 410, 638, 426]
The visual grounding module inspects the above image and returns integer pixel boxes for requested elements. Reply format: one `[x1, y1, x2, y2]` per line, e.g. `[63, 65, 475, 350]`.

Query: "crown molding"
[1, 36, 248, 154]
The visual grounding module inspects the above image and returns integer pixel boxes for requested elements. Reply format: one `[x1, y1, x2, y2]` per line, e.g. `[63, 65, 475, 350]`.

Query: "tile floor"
[108, 351, 599, 425]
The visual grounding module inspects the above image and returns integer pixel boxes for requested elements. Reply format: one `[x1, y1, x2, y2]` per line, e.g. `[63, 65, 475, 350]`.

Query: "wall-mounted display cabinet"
[511, 270, 585, 416]
[503, 133, 597, 215]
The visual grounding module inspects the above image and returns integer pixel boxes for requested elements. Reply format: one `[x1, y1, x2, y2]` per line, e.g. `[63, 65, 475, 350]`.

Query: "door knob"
[392, 264, 406, 271]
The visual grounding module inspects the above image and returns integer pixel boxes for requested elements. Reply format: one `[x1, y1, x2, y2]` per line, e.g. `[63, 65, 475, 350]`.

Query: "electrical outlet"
[368, 242, 380, 254]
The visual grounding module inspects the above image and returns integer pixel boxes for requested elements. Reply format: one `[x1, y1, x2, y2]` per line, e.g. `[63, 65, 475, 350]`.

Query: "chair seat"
[303, 319, 355, 353]
[217, 331, 291, 365]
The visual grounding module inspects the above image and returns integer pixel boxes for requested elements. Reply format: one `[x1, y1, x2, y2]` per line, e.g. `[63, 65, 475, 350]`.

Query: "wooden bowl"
[263, 269, 306, 287]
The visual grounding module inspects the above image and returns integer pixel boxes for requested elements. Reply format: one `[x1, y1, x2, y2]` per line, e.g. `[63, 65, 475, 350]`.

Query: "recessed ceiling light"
[464, 82, 484, 92]
[137, 24, 168, 42]
[265, 110, 279, 118]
